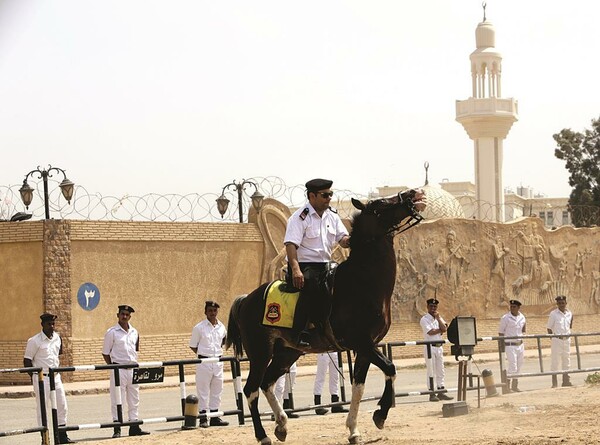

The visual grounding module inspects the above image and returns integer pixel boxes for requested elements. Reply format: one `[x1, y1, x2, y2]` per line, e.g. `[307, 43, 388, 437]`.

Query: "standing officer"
[420, 298, 453, 402]
[499, 299, 527, 392]
[24, 313, 75, 444]
[547, 295, 574, 387]
[189, 300, 228, 428]
[102, 305, 150, 437]
[284, 178, 350, 346]
[313, 352, 348, 415]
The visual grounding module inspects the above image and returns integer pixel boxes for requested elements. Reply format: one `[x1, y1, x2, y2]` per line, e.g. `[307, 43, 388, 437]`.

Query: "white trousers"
[313, 352, 341, 396]
[195, 361, 224, 412]
[551, 338, 571, 371]
[505, 344, 524, 375]
[33, 373, 67, 426]
[109, 368, 140, 421]
[424, 345, 445, 390]
[274, 362, 297, 403]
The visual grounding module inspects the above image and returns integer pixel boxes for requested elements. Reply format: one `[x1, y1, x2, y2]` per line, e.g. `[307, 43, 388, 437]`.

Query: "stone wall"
[1, 200, 599, 385]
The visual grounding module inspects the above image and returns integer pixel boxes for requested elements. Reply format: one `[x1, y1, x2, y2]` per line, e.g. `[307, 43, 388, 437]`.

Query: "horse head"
[350, 188, 426, 243]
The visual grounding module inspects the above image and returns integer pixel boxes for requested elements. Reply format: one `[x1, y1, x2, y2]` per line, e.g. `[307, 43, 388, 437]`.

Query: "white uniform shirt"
[102, 323, 140, 364]
[24, 331, 62, 371]
[189, 319, 227, 357]
[420, 314, 443, 343]
[546, 308, 573, 335]
[499, 312, 526, 338]
[284, 203, 348, 263]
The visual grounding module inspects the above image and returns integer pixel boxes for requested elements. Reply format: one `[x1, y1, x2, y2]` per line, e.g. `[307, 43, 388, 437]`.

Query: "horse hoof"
[348, 433, 360, 444]
[274, 425, 287, 442]
[372, 409, 386, 430]
[259, 437, 273, 445]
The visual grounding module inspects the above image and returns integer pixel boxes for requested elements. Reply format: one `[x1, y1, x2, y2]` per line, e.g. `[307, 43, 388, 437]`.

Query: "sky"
[1, 0, 598, 203]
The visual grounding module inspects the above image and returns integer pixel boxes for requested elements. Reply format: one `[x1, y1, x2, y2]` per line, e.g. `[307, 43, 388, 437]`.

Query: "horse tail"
[226, 295, 246, 358]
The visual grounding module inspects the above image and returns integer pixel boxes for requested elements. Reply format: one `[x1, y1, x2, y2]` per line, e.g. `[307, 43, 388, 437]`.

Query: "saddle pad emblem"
[262, 280, 300, 328]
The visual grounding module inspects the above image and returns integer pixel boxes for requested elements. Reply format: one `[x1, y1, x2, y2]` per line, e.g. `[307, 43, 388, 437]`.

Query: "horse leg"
[261, 347, 303, 443]
[368, 347, 396, 429]
[243, 358, 272, 445]
[346, 352, 370, 445]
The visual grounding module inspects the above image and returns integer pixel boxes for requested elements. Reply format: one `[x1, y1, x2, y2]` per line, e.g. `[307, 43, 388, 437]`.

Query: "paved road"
[2, 351, 599, 445]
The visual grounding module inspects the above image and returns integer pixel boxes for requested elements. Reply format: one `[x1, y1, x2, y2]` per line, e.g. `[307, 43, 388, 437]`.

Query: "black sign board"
[132, 367, 165, 384]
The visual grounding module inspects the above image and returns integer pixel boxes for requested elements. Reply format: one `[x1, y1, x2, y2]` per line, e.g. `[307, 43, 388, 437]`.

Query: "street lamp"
[19, 165, 75, 219]
[216, 179, 264, 223]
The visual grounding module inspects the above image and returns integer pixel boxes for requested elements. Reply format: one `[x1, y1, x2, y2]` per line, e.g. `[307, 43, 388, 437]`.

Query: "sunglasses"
[318, 192, 334, 198]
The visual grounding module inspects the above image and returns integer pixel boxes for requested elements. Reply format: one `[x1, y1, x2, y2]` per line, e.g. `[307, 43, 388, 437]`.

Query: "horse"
[226, 188, 426, 445]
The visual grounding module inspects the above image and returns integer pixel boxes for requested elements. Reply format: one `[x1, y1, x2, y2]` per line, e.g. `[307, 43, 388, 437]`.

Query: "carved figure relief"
[435, 229, 469, 290]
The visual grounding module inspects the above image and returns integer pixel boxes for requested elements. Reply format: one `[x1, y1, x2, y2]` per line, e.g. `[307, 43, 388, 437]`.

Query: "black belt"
[505, 340, 523, 346]
[431, 343, 443, 347]
[198, 355, 221, 359]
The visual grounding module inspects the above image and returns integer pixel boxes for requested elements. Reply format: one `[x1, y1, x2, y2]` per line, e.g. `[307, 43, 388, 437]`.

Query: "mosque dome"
[475, 21, 496, 49]
[421, 183, 465, 220]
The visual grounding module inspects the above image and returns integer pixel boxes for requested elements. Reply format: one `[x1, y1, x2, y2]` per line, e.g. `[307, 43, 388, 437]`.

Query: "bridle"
[372, 191, 424, 237]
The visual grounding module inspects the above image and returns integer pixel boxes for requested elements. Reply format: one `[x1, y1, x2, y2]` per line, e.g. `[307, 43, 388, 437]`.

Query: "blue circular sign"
[77, 283, 100, 311]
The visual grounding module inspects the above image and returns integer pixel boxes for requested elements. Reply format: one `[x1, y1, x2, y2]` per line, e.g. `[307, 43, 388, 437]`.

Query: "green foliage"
[553, 117, 600, 227]
[585, 372, 600, 385]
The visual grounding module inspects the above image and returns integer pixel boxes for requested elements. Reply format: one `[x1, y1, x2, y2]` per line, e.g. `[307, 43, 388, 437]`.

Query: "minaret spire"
[455, 9, 518, 222]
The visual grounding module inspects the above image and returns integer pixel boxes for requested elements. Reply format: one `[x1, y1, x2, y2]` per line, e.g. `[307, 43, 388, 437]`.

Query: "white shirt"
[499, 312, 526, 338]
[284, 203, 348, 263]
[420, 314, 443, 343]
[24, 330, 62, 371]
[189, 319, 227, 357]
[102, 323, 140, 364]
[547, 308, 573, 335]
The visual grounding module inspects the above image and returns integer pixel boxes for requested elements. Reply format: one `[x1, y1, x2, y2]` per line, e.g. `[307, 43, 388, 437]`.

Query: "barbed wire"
[0, 176, 367, 222]
[1, 178, 598, 226]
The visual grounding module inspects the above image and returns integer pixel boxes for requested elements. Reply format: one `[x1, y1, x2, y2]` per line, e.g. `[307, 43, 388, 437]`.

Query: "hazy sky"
[1, 0, 598, 201]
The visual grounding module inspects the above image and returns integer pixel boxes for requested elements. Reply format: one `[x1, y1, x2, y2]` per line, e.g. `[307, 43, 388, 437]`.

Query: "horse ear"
[351, 198, 366, 211]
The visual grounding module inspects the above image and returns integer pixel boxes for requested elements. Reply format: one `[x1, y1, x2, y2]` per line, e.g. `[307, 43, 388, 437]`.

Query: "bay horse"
[226, 188, 426, 444]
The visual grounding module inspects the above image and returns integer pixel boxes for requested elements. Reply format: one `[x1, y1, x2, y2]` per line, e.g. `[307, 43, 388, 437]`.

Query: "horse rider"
[284, 178, 350, 347]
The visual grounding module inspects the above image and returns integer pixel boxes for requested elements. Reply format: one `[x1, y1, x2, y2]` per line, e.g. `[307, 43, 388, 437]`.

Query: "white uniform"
[189, 319, 227, 412]
[313, 352, 341, 397]
[420, 313, 446, 390]
[274, 362, 297, 403]
[24, 331, 68, 426]
[284, 203, 348, 263]
[102, 323, 141, 421]
[499, 311, 526, 375]
[547, 308, 573, 372]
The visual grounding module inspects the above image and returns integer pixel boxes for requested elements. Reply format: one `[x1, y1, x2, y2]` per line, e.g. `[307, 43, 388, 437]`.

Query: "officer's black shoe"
[58, 431, 76, 444]
[298, 330, 311, 347]
[209, 417, 229, 426]
[314, 395, 328, 415]
[112, 427, 121, 438]
[437, 392, 453, 401]
[429, 394, 440, 402]
[129, 425, 150, 436]
[282, 399, 300, 418]
[331, 394, 349, 413]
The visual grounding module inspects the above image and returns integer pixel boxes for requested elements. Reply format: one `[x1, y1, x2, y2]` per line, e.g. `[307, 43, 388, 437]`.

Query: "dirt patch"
[93, 385, 600, 445]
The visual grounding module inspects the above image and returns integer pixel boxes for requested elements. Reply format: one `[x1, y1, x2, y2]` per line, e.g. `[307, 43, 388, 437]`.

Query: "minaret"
[455, 5, 518, 222]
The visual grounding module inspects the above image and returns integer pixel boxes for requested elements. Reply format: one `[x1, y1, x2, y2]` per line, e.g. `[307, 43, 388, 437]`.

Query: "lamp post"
[19, 165, 75, 219]
[216, 179, 264, 223]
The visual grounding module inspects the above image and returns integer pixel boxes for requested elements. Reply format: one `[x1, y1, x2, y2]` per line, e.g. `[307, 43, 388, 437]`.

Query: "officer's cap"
[40, 313, 57, 322]
[305, 178, 333, 192]
[118, 305, 135, 313]
[426, 298, 439, 305]
[205, 300, 220, 309]
[509, 300, 522, 306]
[555, 295, 567, 302]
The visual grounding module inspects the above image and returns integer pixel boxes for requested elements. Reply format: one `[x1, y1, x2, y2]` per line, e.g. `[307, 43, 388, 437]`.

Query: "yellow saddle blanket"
[262, 280, 300, 329]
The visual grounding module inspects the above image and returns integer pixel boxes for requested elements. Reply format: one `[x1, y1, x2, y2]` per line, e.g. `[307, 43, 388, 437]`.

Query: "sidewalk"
[3, 345, 598, 399]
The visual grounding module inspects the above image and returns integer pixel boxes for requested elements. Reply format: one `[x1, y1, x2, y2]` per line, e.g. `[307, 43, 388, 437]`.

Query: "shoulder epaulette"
[299, 208, 309, 220]
[329, 206, 338, 214]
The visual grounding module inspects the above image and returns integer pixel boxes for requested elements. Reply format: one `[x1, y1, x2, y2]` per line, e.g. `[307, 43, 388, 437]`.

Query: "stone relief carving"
[387, 218, 600, 322]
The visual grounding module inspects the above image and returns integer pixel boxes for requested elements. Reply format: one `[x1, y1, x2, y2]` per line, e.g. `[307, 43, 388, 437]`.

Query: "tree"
[553, 116, 600, 227]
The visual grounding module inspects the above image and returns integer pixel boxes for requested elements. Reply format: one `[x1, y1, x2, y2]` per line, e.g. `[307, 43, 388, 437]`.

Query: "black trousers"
[286, 262, 329, 325]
